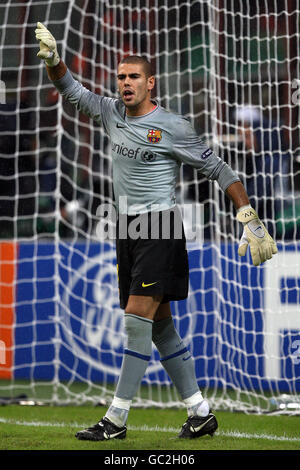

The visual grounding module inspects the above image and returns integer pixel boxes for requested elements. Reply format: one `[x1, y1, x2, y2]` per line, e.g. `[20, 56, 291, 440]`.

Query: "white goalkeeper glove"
[35, 22, 60, 67]
[237, 205, 278, 266]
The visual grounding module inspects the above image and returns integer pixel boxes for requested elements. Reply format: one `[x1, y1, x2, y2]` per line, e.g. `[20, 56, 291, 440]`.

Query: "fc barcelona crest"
[147, 129, 162, 144]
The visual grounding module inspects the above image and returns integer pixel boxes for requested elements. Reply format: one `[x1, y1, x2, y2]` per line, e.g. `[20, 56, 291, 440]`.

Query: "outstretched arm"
[35, 22, 115, 127]
[171, 117, 277, 266]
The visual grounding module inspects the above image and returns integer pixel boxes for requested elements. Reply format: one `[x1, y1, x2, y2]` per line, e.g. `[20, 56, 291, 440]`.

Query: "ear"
[147, 75, 155, 92]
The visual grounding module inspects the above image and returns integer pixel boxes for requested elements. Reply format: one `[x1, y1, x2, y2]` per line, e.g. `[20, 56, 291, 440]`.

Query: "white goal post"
[0, 0, 299, 413]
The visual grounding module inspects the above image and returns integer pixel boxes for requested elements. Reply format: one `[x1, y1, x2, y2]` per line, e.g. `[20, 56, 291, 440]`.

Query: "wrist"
[46, 60, 67, 81]
[45, 53, 60, 67]
[237, 204, 252, 214]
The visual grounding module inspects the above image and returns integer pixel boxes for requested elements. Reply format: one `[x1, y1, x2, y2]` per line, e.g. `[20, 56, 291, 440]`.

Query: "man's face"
[117, 63, 154, 112]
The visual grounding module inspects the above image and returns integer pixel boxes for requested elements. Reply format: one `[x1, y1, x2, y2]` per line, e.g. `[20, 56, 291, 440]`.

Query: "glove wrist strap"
[236, 205, 258, 225]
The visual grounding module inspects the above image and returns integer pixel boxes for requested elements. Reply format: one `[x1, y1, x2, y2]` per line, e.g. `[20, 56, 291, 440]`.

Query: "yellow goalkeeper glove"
[35, 22, 60, 67]
[237, 205, 278, 266]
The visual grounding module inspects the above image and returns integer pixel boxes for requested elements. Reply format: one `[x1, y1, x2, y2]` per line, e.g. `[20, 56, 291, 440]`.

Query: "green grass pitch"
[0, 405, 299, 451]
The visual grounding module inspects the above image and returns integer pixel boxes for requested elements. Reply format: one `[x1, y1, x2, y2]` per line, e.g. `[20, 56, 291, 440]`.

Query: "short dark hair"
[118, 55, 154, 78]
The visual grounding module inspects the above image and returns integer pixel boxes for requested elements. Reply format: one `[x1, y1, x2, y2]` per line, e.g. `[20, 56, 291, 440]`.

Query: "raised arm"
[35, 22, 115, 129]
[35, 22, 67, 80]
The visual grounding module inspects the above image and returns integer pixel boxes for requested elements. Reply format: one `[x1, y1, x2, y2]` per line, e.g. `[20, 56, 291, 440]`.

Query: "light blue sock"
[106, 314, 153, 426]
[152, 317, 200, 400]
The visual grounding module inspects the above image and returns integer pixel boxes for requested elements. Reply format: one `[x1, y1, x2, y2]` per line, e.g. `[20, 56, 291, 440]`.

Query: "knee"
[125, 305, 148, 317]
[125, 295, 163, 319]
[153, 302, 172, 322]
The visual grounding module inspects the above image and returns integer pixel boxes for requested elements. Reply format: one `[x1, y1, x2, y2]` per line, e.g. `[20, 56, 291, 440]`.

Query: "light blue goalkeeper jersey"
[54, 70, 240, 215]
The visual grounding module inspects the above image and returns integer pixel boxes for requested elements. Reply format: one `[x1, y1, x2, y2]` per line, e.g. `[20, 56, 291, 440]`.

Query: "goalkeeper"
[35, 22, 277, 441]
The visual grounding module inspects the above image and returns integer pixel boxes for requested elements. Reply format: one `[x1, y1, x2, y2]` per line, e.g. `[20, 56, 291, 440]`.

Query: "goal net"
[0, 0, 299, 413]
